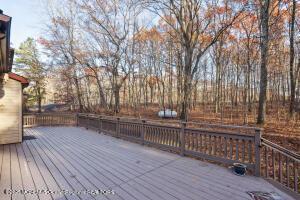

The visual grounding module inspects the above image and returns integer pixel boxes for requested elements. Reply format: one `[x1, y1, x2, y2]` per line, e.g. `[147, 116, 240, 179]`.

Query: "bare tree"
[148, 0, 246, 121]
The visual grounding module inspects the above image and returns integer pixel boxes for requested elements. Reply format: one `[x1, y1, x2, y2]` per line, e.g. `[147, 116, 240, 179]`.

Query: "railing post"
[141, 120, 146, 145]
[180, 122, 186, 156]
[36, 114, 39, 127]
[87, 115, 90, 129]
[76, 113, 79, 126]
[254, 128, 262, 176]
[116, 117, 120, 138]
[98, 116, 102, 133]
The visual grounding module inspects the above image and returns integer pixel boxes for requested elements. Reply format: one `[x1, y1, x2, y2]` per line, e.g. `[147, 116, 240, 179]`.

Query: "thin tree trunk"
[289, 0, 296, 116]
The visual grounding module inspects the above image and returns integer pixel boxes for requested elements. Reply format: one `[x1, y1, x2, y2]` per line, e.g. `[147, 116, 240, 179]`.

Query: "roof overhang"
[8, 72, 29, 88]
[0, 10, 12, 74]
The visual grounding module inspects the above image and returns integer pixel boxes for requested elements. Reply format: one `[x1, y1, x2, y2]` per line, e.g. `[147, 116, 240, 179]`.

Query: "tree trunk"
[289, 0, 296, 116]
[180, 48, 193, 121]
[37, 86, 42, 113]
[74, 76, 83, 112]
[114, 85, 121, 113]
[257, 0, 270, 124]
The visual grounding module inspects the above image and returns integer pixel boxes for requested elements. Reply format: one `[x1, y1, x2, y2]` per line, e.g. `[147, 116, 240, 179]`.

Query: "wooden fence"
[23, 113, 299, 195]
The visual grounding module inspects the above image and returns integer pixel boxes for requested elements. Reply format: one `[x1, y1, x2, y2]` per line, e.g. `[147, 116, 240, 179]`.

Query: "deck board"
[15, 143, 40, 200]
[0, 145, 11, 200]
[10, 144, 26, 200]
[0, 127, 295, 200]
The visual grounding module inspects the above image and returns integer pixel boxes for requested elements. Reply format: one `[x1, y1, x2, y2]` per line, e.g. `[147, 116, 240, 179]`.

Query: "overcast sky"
[1, 0, 45, 48]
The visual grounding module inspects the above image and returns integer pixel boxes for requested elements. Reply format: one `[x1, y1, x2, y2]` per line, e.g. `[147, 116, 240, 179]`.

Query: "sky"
[0, 0, 45, 48]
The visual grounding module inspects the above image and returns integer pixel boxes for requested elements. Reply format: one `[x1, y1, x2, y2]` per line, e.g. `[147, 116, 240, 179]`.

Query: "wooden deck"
[0, 127, 294, 200]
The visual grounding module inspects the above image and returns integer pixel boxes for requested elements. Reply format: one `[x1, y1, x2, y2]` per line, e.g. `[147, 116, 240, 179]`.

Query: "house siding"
[0, 77, 22, 144]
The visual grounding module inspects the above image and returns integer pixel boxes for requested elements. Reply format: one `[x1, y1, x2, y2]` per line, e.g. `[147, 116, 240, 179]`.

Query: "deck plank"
[27, 131, 95, 200]
[30, 128, 149, 200]
[21, 140, 52, 200]
[29, 129, 116, 200]
[0, 126, 294, 200]
[24, 140, 68, 200]
[24, 139, 79, 200]
[10, 144, 26, 200]
[0, 145, 11, 200]
[15, 143, 40, 200]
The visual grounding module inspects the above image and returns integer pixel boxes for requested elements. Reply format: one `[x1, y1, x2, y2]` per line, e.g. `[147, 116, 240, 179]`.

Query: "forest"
[14, 0, 300, 152]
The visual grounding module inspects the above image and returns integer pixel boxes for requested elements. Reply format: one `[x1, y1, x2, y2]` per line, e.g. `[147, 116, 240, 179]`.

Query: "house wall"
[0, 77, 22, 144]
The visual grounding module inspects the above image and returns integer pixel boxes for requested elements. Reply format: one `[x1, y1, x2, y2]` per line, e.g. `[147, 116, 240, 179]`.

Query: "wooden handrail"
[188, 121, 262, 132]
[261, 138, 300, 161]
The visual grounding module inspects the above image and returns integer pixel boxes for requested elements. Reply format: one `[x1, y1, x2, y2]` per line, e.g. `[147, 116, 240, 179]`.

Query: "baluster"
[199, 134, 202, 152]
[294, 161, 298, 192]
[161, 128, 164, 144]
[99, 116, 103, 133]
[279, 154, 282, 183]
[218, 136, 222, 156]
[286, 156, 289, 188]
[170, 129, 173, 146]
[172, 130, 176, 147]
[166, 129, 169, 145]
[159, 128, 162, 143]
[151, 126, 154, 142]
[248, 141, 253, 163]
[235, 139, 239, 161]
[254, 129, 261, 176]
[203, 135, 208, 154]
[209, 135, 212, 155]
[229, 138, 233, 160]
[265, 146, 268, 178]
[156, 128, 159, 143]
[157, 128, 160, 143]
[180, 122, 186, 156]
[195, 133, 199, 152]
[166, 129, 169, 146]
[150, 127, 154, 142]
[242, 139, 245, 162]
[164, 129, 167, 145]
[157, 127, 160, 143]
[272, 149, 275, 179]
[141, 120, 145, 145]
[192, 132, 195, 151]
[169, 130, 172, 146]
[214, 136, 217, 155]
[224, 137, 227, 158]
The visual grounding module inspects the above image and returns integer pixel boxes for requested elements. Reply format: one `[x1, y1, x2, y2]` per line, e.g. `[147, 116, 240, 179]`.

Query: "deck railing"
[23, 112, 299, 195]
[77, 113, 261, 174]
[260, 138, 299, 193]
[23, 113, 77, 127]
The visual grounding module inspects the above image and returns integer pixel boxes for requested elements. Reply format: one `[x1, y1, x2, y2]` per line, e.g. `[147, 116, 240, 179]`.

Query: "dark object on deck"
[233, 163, 247, 176]
[23, 135, 37, 141]
[247, 191, 283, 200]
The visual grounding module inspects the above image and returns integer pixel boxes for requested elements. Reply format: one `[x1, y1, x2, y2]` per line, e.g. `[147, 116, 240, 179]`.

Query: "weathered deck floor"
[0, 127, 294, 200]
